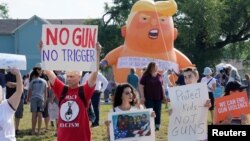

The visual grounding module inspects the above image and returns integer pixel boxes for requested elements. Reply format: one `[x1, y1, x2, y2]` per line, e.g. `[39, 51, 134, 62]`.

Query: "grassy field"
[16, 103, 169, 141]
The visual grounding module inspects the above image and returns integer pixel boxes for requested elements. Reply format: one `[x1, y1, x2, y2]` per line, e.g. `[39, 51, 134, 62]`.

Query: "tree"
[100, 0, 250, 71]
[0, 3, 9, 19]
[175, 0, 250, 71]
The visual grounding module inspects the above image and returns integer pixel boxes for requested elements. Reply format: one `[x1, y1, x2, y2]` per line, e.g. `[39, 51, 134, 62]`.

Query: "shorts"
[15, 99, 24, 118]
[42, 100, 49, 118]
[208, 92, 214, 110]
[30, 97, 44, 112]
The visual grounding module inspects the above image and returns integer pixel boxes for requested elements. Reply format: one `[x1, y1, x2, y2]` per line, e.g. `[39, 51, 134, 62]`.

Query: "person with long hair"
[105, 83, 155, 140]
[139, 62, 167, 131]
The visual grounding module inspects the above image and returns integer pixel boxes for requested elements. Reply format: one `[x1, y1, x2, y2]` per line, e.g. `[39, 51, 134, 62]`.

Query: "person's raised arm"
[8, 68, 23, 110]
[43, 70, 57, 86]
[88, 42, 101, 88]
[37, 41, 57, 85]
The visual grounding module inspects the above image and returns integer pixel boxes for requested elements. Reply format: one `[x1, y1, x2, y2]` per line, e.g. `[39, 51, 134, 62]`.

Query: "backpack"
[59, 85, 96, 123]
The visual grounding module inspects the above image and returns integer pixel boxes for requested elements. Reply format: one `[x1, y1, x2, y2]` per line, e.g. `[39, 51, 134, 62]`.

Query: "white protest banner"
[117, 56, 179, 73]
[168, 83, 209, 141]
[42, 25, 98, 71]
[0, 53, 26, 70]
[108, 109, 155, 141]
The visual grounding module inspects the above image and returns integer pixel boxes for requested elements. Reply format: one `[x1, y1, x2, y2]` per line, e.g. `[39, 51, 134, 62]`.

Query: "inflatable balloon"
[101, 0, 193, 83]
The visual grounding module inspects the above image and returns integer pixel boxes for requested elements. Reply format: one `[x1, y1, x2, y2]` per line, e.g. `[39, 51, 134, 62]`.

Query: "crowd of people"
[1, 45, 250, 141]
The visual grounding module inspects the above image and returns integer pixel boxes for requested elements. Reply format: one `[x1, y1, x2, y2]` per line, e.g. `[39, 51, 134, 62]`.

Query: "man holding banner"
[44, 42, 101, 141]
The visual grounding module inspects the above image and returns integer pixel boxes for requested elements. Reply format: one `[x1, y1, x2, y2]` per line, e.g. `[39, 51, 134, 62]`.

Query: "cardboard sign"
[214, 91, 250, 123]
[0, 53, 26, 70]
[168, 83, 209, 141]
[41, 25, 98, 71]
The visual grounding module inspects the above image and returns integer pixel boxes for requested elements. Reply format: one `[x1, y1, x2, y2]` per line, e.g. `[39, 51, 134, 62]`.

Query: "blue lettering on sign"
[43, 49, 58, 61]
[61, 49, 95, 62]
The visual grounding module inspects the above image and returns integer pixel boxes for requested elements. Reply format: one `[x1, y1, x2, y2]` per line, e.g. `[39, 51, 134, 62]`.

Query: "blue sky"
[1, 0, 113, 19]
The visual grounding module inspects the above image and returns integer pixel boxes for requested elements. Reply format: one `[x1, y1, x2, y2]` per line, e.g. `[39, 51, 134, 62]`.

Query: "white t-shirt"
[201, 77, 217, 92]
[0, 100, 16, 141]
[81, 72, 108, 92]
[163, 71, 172, 91]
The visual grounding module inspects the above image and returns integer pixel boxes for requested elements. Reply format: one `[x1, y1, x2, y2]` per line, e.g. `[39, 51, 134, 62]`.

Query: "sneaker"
[51, 121, 54, 127]
[91, 123, 99, 128]
[155, 127, 159, 131]
[15, 130, 21, 136]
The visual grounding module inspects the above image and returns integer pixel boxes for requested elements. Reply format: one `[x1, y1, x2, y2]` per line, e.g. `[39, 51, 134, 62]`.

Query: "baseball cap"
[33, 63, 42, 69]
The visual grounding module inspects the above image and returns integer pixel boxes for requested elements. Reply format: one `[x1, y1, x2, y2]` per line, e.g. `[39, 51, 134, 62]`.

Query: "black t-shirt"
[5, 72, 16, 99]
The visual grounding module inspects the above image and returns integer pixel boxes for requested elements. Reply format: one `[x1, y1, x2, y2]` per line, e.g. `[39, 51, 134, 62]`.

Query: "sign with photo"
[168, 83, 209, 141]
[108, 108, 155, 141]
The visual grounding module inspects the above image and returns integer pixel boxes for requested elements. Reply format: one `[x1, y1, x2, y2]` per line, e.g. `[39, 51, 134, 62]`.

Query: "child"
[168, 67, 211, 141]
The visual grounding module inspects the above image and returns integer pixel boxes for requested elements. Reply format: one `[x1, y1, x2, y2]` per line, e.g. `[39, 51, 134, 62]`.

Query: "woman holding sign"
[105, 83, 155, 140]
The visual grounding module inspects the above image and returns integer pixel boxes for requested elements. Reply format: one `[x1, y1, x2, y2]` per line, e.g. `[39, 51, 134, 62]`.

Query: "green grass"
[17, 103, 169, 141]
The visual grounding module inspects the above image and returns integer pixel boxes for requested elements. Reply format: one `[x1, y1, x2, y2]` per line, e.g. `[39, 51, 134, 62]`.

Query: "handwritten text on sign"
[41, 25, 98, 71]
[215, 91, 250, 123]
[168, 83, 209, 141]
[117, 57, 179, 73]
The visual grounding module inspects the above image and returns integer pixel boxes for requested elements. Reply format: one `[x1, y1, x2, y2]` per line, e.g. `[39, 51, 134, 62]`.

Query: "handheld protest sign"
[0, 53, 26, 70]
[41, 25, 98, 71]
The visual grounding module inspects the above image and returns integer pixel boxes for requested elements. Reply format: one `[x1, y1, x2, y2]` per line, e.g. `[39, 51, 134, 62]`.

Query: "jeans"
[91, 90, 101, 125]
[145, 99, 162, 127]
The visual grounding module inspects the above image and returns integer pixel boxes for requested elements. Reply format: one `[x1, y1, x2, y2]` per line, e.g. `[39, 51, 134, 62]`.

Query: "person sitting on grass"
[0, 67, 23, 141]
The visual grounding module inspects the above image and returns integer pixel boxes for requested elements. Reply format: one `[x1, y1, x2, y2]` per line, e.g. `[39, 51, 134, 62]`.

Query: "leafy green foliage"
[101, 0, 250, 71]
[0, 3, 9, 19]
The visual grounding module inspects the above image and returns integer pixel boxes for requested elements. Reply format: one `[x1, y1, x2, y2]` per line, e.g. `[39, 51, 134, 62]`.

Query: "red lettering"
[59, 28, 69, 45]
[88, 28, 96, 48]
[46, 28, 58, 45]
[72, 28, 82, 46]
[81, 28, 89, 48]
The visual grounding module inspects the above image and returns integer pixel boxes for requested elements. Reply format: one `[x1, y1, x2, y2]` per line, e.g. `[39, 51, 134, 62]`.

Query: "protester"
[243, 73, 250, 102]
[127, 68, 139, 91]
[81, 70, 108, 127]
[6, 68, 24, 135]
[44, 42, 101, 141]
[0, 67, 23, 141]
[162, 69, 173, 109]
[139, 62, 167, 131]
[105, 83, 155, 140]
[27, 70, 48, 135]
[200, 67, 216, 124]
[33, 63, 50, 131]
[168, 67, 211, 141]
